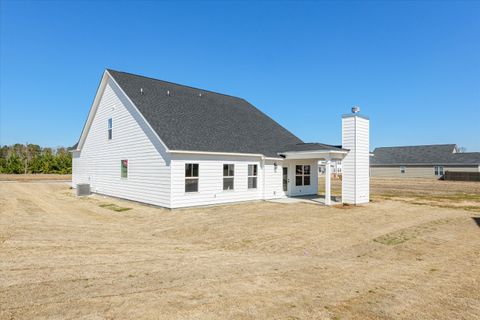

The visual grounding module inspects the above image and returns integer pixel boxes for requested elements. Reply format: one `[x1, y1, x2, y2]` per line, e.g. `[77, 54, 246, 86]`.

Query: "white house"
[72, 69, 370, 208]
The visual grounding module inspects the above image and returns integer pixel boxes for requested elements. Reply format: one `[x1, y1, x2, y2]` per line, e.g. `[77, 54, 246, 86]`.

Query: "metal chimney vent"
[167, 90, 170, 96]
[76, 183, 91, 196]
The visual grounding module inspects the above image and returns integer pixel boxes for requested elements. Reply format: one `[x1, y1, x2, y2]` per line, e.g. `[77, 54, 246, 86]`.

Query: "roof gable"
[107, 69, 302, 157]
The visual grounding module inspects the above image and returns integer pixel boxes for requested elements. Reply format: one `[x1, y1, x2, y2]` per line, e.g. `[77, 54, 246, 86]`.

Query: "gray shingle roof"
[371, 144, 480, 165]
[107, 69, 335, 157]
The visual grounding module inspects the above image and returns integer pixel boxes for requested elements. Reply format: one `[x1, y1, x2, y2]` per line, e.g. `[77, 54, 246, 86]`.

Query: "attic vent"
[140, 88, 144, 95]
[199, 93, 202, 97]
[167, 90, 170, 96]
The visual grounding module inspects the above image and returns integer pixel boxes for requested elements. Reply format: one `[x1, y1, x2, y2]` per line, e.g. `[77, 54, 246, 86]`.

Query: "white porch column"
[325, 158, 332, 205]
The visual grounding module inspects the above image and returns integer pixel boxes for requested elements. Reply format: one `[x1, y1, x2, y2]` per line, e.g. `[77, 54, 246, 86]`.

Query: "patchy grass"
[374, 218, 454, 245]
[376, 196, 480, 213]
[99, 203, 132, 212]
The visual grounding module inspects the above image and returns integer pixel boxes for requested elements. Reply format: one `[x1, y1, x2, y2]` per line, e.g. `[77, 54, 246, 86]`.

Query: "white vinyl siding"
[170, 154, 273, 208]
[341, 115, 369, 204]
[264, 160, 285, 199]
[72, 78, 171, 207]
[285, 160, 318, 197]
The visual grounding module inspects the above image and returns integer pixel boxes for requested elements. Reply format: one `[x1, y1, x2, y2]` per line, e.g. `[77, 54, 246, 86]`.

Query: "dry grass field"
[1, 177, 480, 319]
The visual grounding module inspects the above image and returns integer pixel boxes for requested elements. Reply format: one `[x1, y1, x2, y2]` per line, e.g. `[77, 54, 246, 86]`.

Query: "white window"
[248, 164, 257, 189]
[185, 163, 199, 192]
[108, 118, 113, 140]
[120, 159, 128, 178]
[400, 166, 406, 174]
[223, 164, 234, 190]
[295, 165, 311, 186]
[434, 166, 444, 176]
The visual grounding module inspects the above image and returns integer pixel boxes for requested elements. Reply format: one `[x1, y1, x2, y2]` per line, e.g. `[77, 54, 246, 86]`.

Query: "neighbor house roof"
[371, 144, 480, 165]
[104, 69, 336, 157]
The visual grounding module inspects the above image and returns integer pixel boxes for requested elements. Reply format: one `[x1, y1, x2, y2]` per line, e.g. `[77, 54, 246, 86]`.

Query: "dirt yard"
[1, 179, 479, 319]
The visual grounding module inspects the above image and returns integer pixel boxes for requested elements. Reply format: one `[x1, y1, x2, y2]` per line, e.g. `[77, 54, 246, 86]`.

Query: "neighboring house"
[319, 160, 342, 175]
[371, 144, 480, 178]
[72, 69, 370, 208]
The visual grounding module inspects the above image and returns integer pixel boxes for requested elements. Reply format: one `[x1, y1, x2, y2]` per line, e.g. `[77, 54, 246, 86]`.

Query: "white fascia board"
[170, 149, 283, 160]
[280, 150, 348, 160]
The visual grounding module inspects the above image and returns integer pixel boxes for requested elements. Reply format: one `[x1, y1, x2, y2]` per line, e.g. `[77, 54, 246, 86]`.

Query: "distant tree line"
[0, 144, 72, 174]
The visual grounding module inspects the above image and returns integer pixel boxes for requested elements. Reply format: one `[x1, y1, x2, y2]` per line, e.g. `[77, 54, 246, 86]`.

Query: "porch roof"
[278, 143, 348, 160]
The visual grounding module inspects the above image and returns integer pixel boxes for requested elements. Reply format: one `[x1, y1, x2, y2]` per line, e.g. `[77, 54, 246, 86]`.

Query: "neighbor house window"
[185, 163, 199, 192]
[248, 164, 258, 189]
[108, 118, 113, 140]
[223, 164, 234, 190]
[400, 166, 406, 174]
[295, 165, 311, 186]
[121, 159, 128, 178]
[434, 166, 444, 176]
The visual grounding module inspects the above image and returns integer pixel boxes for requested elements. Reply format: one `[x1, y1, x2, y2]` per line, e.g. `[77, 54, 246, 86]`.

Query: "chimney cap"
[351, 106, 360, 113]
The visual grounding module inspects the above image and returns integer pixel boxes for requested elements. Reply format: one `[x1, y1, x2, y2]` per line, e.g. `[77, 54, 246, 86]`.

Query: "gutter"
[169, 149, 283, 160]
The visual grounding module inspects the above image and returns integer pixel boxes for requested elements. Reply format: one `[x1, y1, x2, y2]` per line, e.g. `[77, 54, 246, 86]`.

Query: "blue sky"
[1, 1, 479, 150]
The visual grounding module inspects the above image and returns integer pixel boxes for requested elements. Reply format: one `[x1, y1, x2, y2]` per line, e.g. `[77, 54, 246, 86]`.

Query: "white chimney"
[342, 110, 370, 205]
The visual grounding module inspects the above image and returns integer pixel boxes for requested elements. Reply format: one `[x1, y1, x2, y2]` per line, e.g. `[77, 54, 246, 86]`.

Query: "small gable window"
[223, 164, 234, 190]
[185, 163, 199, 193]
[108, 118, 113, 140]
[121, 159, 128, 178]
[400, 166, 406, 174]
[248, 164, 258, 189]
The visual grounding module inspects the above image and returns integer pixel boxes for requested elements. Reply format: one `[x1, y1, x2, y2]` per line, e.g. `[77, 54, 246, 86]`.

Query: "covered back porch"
[278, 143, 348, 205]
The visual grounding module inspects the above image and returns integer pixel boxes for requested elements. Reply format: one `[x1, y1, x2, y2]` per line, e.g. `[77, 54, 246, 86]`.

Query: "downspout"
[262, 156, 266, 200]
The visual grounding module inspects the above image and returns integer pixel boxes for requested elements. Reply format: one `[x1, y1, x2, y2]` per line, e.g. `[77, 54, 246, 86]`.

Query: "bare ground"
[1, 180, 479, 319]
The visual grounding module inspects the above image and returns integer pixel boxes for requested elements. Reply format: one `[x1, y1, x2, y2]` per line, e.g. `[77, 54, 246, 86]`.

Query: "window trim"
[248, 164, 258, 189]
[400, 166, 406, 174]
[120, 159, 128, 179]
[223, 164, 235, 191]
[434, 165, 444, 176]
[185, 163, 199, 193]
[108, 118, 113, 140]
[295, 165, 311, 186]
